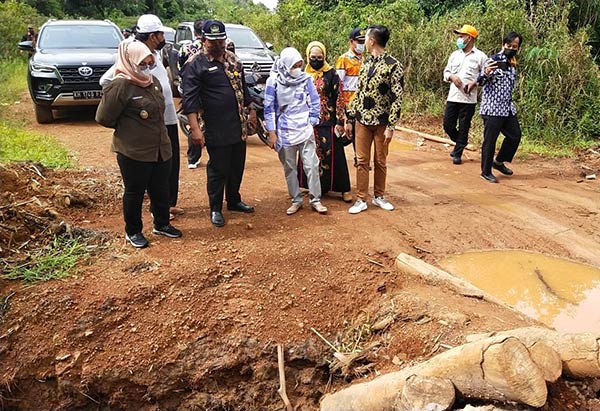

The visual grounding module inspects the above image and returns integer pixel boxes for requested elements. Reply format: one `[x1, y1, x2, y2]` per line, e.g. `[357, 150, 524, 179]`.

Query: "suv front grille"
[58, 65, 111, 85]
[242, 61, 273, 76]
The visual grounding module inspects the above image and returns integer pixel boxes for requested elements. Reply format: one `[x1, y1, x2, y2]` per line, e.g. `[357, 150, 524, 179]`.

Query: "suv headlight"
[30, 62, 57, 74]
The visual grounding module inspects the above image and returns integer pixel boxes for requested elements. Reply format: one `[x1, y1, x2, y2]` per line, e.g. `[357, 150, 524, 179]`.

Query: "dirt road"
[1, 102, 599, 410]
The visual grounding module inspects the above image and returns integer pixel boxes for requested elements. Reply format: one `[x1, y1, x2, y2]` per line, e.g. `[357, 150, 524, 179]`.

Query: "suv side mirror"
[265, 42, 274, 51]
[18, 40, 34, 52]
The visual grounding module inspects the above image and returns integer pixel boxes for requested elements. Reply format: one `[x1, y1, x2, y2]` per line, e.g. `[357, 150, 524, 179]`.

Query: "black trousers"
[116, 153, 172, 235]
[166, 124, 180, 207]
[481, 114, 522, 175]
[443, 101, 476, 158]
[187, 133, 202, 165]
[206, 141, 246, 211]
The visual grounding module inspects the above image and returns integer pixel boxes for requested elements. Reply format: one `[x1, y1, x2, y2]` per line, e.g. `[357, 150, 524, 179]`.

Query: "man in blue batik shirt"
[477, 31, 523, 183]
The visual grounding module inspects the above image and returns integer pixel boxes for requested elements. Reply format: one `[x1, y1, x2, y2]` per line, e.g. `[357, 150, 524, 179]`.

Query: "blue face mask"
[456, 38, 467, 50]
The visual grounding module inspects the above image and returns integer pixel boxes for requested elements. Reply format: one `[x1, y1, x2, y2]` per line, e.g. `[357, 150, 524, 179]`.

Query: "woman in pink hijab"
[96, 41, 182, 248]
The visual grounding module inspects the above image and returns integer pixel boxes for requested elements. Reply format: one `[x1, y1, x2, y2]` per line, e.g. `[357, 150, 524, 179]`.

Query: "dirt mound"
[0, 163, 119, 261]
[1, 100, 600, 409]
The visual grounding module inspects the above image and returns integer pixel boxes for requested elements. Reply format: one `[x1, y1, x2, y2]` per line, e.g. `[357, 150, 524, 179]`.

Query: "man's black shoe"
[126, 232, 149, 248]
[211, 211, 225, 227]
[493, 161, 513, 175]
[480, 173, 498, 183]
[452, 156, 462, 165]
[152, 224, 182, 238]
[227, 201, 255, 213]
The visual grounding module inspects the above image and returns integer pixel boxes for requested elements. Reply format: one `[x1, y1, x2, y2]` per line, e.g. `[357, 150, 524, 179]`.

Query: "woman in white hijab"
[264, 47, 327, 215]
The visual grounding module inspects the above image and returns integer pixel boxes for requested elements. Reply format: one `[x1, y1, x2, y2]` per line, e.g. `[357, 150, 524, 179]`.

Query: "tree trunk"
[467, 327, 600, 378]
[394, 375, 455, 411]
[320, 336, 550, 411]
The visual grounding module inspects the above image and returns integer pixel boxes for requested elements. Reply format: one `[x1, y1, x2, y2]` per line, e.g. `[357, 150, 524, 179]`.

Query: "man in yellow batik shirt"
[336, 27, 365, 166]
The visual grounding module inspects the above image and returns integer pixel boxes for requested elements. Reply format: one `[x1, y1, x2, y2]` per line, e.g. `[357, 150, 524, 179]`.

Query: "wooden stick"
[395, 126, 476, 151]
[277, 344, 294, 411]
[310, 327, 339, 352]
[367, 259, 385, 267]
[396, 253, 520, 309]
[29, 164, 46, 179]
[412, 245, 432, 254]
[0, 199, 37, 210]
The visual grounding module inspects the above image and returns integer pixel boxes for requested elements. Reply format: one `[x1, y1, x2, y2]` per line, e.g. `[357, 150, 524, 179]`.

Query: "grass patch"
[0, 58, 27, 108]
[0, 59, 73, 168]
[0, 122, 72, 167]
[2, 237, 90, 282]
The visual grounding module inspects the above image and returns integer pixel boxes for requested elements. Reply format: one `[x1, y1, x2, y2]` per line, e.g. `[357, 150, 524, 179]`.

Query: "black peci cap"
[349, 27, 366, 41]
[202, 20, 227, 40]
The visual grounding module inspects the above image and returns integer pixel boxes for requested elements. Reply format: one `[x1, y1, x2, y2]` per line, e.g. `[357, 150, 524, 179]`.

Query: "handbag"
[334, 127, 353, 147]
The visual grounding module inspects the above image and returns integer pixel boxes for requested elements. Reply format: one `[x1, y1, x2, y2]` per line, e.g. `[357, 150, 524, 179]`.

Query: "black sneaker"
[493, 161, 513, 175]
[480, 173, 498, 183]
[152, 224, 182, 238]
[125, 232, 149, 248]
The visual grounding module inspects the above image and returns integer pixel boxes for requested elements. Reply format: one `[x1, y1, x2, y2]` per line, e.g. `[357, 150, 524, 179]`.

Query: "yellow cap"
[453, 24, 478, 39]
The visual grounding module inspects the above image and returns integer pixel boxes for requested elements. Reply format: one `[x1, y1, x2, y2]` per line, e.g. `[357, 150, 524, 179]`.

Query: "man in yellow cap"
[443, 24, 487, 165]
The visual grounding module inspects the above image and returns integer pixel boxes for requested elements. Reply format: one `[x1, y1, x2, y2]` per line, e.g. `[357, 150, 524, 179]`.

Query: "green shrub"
[0, 0, 44, 59]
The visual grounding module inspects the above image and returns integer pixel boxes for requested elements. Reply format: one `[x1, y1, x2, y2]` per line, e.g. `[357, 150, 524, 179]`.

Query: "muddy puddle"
[439, 250, 600, 332]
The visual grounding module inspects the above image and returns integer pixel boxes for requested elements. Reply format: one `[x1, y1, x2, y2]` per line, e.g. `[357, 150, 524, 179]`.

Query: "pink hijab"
[114, 41, 153, 87]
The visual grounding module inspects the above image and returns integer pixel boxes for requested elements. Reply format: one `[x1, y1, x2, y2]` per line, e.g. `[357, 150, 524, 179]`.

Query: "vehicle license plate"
[73, 90, 102, 99]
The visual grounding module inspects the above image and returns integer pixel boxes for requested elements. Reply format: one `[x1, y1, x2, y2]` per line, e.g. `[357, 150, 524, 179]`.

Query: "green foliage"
[568, 0, 600, 60]
[0, 59, 28, 108]
[0, 59, 72, 168]
[2, 237, 89, 282]
[0, 0, 44, 59]
[1, 0, 599, 152]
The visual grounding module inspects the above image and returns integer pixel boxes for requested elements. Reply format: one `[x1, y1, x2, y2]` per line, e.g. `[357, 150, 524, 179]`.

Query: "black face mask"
[208, 44, 225, 57]
[309, 59, 324, 70]
[155, 39, 166, 51]
[503, 48, 517, 59]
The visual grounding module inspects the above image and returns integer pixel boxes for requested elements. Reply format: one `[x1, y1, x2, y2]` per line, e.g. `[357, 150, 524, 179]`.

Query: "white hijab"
[270, 47, 308, 110]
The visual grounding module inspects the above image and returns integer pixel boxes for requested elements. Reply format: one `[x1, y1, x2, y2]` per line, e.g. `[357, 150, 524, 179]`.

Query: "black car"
[18, 19, 123, 123]
[165, 22, 275, 96]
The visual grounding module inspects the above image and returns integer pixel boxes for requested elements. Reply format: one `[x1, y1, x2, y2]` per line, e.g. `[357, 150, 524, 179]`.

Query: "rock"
[435, 310, 470, 326]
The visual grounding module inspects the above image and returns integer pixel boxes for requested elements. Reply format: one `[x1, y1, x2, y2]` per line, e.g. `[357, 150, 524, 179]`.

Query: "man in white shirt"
[443, 24, 487, 165]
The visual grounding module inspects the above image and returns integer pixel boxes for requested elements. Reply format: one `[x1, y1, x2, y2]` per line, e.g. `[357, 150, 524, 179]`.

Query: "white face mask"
[289, 68, 303, 78]
[140, 67, 152, 76]
[355, 43, 365, 54]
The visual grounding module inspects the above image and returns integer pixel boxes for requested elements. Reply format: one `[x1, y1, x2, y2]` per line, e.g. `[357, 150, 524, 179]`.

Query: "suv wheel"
[34, 104, 54, 124]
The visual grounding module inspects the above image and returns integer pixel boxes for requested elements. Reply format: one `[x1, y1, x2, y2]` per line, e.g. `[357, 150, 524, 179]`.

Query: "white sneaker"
[372, 196, 394, 211]
[188, 159, 201, 169]
[349, 199, 368, 214]
[311, 201, 328, 214]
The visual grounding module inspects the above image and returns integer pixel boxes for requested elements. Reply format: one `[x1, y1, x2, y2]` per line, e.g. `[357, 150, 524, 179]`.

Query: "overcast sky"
[253, 0, 278, 10]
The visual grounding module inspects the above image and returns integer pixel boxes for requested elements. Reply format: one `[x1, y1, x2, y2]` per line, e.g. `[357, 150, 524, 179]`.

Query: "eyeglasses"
[309, 57, 324, 61]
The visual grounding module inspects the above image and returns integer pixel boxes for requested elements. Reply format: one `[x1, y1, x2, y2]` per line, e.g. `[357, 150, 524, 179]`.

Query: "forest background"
[0, 0, 599, 153]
